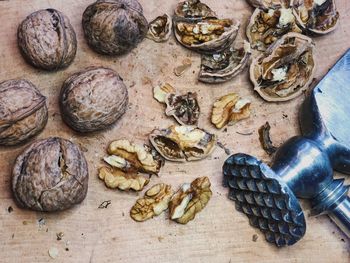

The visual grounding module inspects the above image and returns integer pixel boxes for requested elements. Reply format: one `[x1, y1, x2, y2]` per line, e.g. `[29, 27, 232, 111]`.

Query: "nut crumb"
[7, 206, 13, 213]
[98, 200, 112, 209]
[252, 234, 258, 242]
[56, 232, 64, 241]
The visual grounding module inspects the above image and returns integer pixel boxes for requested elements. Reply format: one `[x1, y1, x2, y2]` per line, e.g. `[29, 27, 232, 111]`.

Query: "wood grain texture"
[0, 0, 349, 262]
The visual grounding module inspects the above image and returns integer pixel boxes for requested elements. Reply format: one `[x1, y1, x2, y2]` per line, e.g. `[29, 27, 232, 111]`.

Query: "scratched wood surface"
[0, 0, 349, 262]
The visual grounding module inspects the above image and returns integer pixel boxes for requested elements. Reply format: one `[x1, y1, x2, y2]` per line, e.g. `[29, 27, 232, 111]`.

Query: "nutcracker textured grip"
[223, 154, 306, 247]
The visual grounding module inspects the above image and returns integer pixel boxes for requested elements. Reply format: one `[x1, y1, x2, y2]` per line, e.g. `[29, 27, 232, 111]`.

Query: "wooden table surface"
[0, 0, 349, 262]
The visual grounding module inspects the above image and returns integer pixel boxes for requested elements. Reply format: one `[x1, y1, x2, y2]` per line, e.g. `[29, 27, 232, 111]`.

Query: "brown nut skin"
[82, 0, 148, 55]
[59, 67, 128, 133]
[17, 9, 77, 71]
[12, 137, 89, 212]
[0, 79, 48, 146]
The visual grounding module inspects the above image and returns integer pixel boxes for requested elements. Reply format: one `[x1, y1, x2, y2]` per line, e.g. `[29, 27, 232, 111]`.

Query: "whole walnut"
[0, 79, 48, 146]
[12, 137, 89, 212]
[82, 0, 148, 55]
[17, 9, 77, 70]
[59, 67, 128, 132]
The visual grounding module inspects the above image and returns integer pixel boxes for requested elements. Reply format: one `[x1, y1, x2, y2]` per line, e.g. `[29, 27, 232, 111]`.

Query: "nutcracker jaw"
[223, 49, 350, 246]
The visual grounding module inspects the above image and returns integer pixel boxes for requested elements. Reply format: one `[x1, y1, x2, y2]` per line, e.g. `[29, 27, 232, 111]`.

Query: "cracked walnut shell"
[12, 137, 89, 212]
[0, 79, 48, 146]
[130, 183, 173, 222]
[147, 14, 172, 42]
[246, 0, 290, 9]
[174, 0, 217, 22]
[18, 9, 77, 71]
[211, 93, 251, 129]
[169, 177, 212, 224]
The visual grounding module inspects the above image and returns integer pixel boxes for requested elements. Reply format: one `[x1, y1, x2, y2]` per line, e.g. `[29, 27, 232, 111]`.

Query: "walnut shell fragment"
[17, 9, 77, 70]
[149, 125, 217, 162]
[258, 121, 277, 155]
[247, 8, 302, 51]
[250, 32, 315, 102]
[291, 0, 339, 35]
[147, 14, 172, 42]
[82, 0, 148, 55]
[0, 79, 48, 146]
[153, 83, 177, 103]
[12, 137, 89, 212]
[198, 42, 251, 83]
[104, 139, 164, 175]
[174, 0, 217, 22]
[59, 67, 128, 132]
[169, 177, 212, 224]
[174, 18, 240, 54]
[211, 93, 251, 129]
[130, 183, 173, 222]
[246, 0, 290, 9]
[99, 166, 149, 191]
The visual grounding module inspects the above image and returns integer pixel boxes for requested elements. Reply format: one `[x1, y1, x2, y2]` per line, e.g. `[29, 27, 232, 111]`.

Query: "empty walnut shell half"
[0, 79, 48, 146]
[146, 14, 172, 42]
[174, 0, 217, 22]
[12, 137, 89, 212]
[198, 42, 251, 83]
[247, 8, 302, 51]
[250, 32, 315, 102]
[59, 67, 128, 133]
[17, 9, 77, 71]
[246, 0, 290, 9]
[149, 125, 217, 162]
[291, 0, 339, 34]
[174, 18, 240, 54]
[82, 0, 148, 55]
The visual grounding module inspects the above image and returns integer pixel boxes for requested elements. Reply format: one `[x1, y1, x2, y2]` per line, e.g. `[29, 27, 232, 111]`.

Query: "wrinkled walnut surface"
[12, 137, 89, 212]
[59, 67, 128, 133]
[82, 0, 148, 55]
[246, 0, 290, 9]
[0, 79, 48, 146]
[18, 9, 77, 70]
[174, 0, 217, 22]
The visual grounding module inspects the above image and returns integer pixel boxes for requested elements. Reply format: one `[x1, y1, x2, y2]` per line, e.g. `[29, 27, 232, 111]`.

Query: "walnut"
[59, 67, 128, 132]
[82, 0, 148, 55]
[12, 137, 89, 212]
[211, 93, 251, 129]
[149, 125, 217, 162]
[99, 166, 149, 191]
[146, 14, 172, 42]
[153, 83, 176, 103]
[174, 0, 217, 22]
[169, 177, 212, 224]
[0, 79, 48, 146]
[104, 139, 164, 175]
[130, 183, 173, 222]
[17, 9, 77, 70]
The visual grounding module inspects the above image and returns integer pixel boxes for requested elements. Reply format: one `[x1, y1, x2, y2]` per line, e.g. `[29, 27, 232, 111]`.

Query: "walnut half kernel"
[169, 177, 212, 224]
[130, 183, 173, 222]
[211, 93, 251, 129]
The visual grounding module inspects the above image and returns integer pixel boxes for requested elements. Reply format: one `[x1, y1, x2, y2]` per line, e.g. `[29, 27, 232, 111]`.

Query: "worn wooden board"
[0, 0, 349, 262]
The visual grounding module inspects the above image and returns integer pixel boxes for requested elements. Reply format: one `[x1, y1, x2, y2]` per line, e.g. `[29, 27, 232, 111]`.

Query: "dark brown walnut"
[82, 0, 148, 55]
[247, 8, 302, 51]
[0, 79, 48, 146]
[12, 137, 89, 212]
[146, 14, 172, 42]
[174, 0, 217, 22]
[59, 67, 128, 133]
[198, 42, 251, 83]
[250, 32, 315, 102]
[291, 0, 339, 34]
[17, 9, 77, 71]
[246, 0, 291, 9]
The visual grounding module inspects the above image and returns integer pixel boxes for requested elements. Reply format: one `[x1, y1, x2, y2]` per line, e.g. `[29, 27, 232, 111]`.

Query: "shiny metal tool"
[223, 49, 350, 246]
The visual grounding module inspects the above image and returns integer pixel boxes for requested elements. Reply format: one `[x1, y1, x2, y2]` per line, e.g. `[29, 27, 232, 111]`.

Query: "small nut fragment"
[149, 125, 217, 162]
[174, 58, 192, 76]
[99, 166, 149, 191]
[153, 83, 177, 103]
[211, 93, 251, 129]
[169, 177, 212, 224]
[105, 139, 164, 175]
[130, 183, 173, 222]
[258, 121, 277, 155]
[147, 14, 172, 42]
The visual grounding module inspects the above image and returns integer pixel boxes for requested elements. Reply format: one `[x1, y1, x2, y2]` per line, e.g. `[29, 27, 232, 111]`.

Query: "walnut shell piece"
[59, 67, 128, 132]
[149, 125, 217, 162]
[12, 137, 89, 212]
[169, 177, 212, 224]
[153, 83, 177, 103]
[246, 0, 290, 9]
[291, 0, 339, 34]
[82, 0, 148, 55]
[211, 93, 251, 129]
[146, 14, 172, 42]
[174, 0, 217, 22]
[130, 183, 173, 222]
[99, 166, 149, 191]
[0, 79, 48, 146]
[250, 32, 315, 102]
[17, 9, 77, 70]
